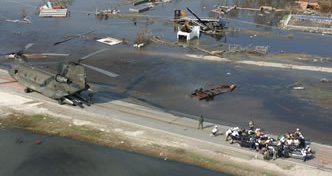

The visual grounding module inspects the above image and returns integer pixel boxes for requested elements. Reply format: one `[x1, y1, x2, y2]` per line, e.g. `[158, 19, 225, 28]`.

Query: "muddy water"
[0, 0, 332, 145]
[0, 129, 226, 176]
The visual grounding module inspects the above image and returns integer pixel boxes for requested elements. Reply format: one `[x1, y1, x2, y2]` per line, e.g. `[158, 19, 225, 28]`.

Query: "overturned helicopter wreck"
[191, 84, 236, 101]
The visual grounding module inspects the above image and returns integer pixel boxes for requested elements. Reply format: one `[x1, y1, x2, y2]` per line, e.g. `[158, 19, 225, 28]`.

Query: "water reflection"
[0, 129, 226, 176]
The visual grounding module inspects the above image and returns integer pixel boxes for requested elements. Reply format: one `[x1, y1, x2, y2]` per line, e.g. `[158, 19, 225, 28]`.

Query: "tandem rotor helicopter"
[0, 43, 119, 108]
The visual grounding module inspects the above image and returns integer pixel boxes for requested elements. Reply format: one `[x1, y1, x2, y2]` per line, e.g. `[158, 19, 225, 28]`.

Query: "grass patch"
[31, 114, 45, 121]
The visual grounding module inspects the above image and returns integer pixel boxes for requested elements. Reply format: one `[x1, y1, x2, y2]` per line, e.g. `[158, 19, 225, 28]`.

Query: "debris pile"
[295, 0, 320, 11]
[282, 14, 332, 34]
[39, 1, 68, 17]
[174, 8, 226, 35]
[95, 8, 120, 18]
[129, 0, 155, 13]
[320, 78, 332, 83]
[129, 6, 153, 13]
[134, 29, 150, 48]
[177, 22, 200, 41]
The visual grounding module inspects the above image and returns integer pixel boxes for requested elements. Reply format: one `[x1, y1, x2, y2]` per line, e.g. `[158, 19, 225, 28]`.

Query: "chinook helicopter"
[1, 44, 118, 108]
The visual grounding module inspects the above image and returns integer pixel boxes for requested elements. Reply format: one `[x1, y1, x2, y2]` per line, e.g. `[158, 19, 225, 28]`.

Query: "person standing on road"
[198, 115, 204, 129]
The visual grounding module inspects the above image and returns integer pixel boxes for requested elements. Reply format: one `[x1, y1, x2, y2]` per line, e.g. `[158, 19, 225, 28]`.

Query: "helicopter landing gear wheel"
[24, 88, 32, 93]
[57, 98, 65, 105]
[87, 93, 93, 106]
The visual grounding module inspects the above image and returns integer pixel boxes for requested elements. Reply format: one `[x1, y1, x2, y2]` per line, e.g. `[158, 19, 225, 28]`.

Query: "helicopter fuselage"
[8, 61, 91, 107]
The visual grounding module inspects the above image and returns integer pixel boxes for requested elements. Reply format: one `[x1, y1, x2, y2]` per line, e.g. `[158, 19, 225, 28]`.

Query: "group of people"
[225, 121, 313, 161]
[197, 116, 313, 162]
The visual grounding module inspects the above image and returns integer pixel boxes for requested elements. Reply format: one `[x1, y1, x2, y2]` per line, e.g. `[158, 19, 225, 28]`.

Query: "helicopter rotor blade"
[39, 53, 70, 56]
[79, 48, 108, 62]
[0, 53, 12, 56]
[28, 61, 59, 65]
[19, 53, 69, 60]
[81, 63, 119, 78]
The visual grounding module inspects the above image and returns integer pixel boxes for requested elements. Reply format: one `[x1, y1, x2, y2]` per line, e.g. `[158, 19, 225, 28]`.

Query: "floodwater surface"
[0, 129, 226, 176]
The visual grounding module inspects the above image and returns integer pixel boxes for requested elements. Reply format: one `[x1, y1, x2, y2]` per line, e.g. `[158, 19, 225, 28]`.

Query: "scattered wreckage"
[39, 1, 68, 17]
[177, 23, 200, 40]
[225, 126, 313, 161]
[97, 37, 123, 46]
[191, 84, 236, 101]
[281, 14, 332, 35]
[174, 8, 226, 35]
[227, 44, 269, 55]
[95, 9, 120, 20]
[3, 17, 31, 24]
[96, 9, 120, 16]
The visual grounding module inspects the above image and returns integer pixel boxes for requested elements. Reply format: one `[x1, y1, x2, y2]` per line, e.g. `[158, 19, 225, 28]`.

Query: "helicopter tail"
[58, 62, 88, 90]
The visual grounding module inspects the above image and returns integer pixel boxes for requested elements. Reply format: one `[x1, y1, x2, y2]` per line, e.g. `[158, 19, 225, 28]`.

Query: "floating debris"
[16, 137, 23, 144]
[293, 86, 305, 90]
[227, 44, 269, 55]
[133, 0, 149, 6]
[129, 6, 153, 13]
[34, 140, 42, 145]
[5, 17, 31, 24]
[97, 37, 123, 46]
[320, 78, 332, 83]
[95, 9, 120, 17]
[281, 14, 332, 34]
[133, 43, 145, 48]
[191, 84, 236, 101]
[177, 22, 200, 41]
[39, 1, 68, 17]
[53, 30, 95, 46]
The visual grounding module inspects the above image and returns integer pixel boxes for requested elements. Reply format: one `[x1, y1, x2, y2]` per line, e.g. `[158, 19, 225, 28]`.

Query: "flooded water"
[0, 129, 226, 176]
[0, 0, 332, 144]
